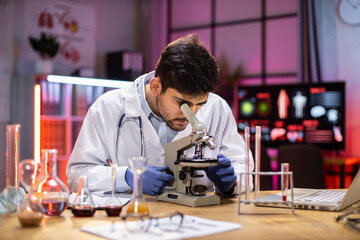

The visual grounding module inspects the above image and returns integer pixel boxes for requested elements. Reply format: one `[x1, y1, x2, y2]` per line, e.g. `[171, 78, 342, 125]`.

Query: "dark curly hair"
[155, 34, 219, 96]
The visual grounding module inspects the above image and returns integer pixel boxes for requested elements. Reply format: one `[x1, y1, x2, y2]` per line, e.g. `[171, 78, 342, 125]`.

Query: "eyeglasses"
[121, 211, 184, 233]
[335, 208, 360, 231]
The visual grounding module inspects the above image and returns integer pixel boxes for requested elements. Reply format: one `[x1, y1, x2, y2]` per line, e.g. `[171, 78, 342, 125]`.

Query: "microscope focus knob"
[178, 171, 186, 180]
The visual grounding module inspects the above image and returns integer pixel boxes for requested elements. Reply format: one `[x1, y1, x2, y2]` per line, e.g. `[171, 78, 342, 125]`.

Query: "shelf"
[41, 115, 67, 121]
[34, 75, 107, 186]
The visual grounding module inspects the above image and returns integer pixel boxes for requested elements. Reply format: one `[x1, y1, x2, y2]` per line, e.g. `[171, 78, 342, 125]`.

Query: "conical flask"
[34, 149, 69, 217]
[17, 159, 44, 227]
[105, 164, 122, 217]
[126, 157, 149, 216]
[71, 175, 96, 217]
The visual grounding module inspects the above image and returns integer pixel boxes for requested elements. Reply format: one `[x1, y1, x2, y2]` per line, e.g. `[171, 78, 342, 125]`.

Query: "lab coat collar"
[122, 73, 147, 118]
[122, 72, 164, 152]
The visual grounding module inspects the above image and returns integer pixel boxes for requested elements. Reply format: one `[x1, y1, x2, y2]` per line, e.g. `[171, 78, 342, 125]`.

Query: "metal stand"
[238, 171, 295, 215]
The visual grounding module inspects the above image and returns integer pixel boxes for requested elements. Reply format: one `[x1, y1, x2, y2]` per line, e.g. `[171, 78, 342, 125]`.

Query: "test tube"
[281, 163, 289, 202]
[244, 126, 250, 201]
[254, 126, 261, 199]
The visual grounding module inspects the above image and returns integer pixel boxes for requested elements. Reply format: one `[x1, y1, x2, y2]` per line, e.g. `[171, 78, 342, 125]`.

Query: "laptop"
[255, 169, 360, 211]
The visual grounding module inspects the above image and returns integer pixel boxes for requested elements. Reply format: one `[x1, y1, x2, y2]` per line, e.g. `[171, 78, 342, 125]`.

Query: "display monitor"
[235, 82, 346, 150]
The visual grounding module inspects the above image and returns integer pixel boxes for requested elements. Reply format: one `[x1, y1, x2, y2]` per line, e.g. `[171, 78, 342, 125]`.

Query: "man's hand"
[125, 165, 174, 196]
[204, 154, 237, 192]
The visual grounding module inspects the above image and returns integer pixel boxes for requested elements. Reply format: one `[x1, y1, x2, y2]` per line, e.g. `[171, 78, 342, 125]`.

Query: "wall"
[0, 0, 15, 191]
[137, 0, 168, 72]
[163, 0, 360, 158]
[0, 0, 138, 190]
[316, 0, 360, 157]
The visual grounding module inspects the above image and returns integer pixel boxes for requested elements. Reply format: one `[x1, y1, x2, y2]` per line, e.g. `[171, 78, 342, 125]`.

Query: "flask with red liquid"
[105, 164, 122, 217]
[34, 149, 69, 217]
[71, 175, 96, 217]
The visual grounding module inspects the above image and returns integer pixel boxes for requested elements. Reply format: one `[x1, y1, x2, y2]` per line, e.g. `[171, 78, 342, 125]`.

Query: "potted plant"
[29, 32, 60, 74]
[218, 55, 242, 109]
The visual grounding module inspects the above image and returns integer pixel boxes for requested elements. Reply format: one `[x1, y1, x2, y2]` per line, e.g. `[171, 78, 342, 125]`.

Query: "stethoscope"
[116, 113, 144, 158]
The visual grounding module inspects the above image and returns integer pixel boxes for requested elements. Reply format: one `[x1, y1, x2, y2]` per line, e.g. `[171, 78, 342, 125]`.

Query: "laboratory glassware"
[281, 163, 290, 202]
[105, 164, 122, 217]
[71, 175, 96, 217]
[17, 159, 44, 227]
[244, 126, 250, 201]
[5, 124, 21, 215]
[254, 126, 261, 199]
[34, 149, 69, 217]
[126, 157, 150, 216]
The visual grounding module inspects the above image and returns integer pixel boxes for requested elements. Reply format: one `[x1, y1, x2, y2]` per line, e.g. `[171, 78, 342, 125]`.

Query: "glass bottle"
[17, 159, 44, 227]
[105, 164, 122, 217]
[5, 124, 21, 216]
[126, 157, 149, 216]
[71, 175, 96, 217]
[34, 149, 69, 217]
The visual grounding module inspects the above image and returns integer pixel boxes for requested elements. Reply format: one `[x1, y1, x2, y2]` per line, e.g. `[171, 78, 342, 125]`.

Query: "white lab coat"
[66, 72, 254, 194]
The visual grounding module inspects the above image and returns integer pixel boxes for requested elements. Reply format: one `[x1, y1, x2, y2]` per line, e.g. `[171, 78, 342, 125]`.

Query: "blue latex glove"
[125, 165, 174, 196]
[204, 154, 237, 192]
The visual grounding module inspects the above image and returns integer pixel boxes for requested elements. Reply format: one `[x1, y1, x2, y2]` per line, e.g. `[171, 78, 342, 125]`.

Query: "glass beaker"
[5, 124, 21, 215]
[34, 149, 69, 217]
[126, 157, 149, 216]
[17, 160, 44, 227]
[71, 175, 96, 217]
[105, 164, 122, 217]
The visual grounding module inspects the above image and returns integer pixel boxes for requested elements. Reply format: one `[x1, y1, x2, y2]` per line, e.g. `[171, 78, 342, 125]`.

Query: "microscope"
[157, 104, 221, 207]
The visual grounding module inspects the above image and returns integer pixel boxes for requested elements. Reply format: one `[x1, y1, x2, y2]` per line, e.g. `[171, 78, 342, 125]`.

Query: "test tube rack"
[238, 171, 295, 215]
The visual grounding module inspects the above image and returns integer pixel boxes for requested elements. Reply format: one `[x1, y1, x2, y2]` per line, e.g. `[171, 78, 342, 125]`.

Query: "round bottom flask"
[17, 194, 43, 227]
[17, 159, 44, 227]
[35, 149, 69, 217]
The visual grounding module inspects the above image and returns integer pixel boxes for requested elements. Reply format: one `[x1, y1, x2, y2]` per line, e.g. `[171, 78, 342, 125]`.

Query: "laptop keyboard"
[297, 190, 345, 204]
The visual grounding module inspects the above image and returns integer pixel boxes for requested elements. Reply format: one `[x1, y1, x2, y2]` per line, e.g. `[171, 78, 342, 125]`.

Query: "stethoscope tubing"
[116, 113, 144, 159]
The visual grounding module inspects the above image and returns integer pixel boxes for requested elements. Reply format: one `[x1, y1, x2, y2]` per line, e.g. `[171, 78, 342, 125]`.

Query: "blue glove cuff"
[215, 181, 237, 197]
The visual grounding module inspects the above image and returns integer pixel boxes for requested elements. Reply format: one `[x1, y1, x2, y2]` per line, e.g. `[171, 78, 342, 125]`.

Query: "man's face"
[156, 88, 208, 131]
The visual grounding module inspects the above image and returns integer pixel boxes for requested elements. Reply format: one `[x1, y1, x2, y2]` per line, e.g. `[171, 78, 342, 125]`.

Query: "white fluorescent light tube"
[47, 75, 133, 88]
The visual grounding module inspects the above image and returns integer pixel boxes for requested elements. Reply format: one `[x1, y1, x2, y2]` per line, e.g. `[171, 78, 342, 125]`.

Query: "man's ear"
[149, 77, 162, 96]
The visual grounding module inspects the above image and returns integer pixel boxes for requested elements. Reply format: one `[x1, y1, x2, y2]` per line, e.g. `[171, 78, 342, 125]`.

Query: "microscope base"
[157, 191, 220, 207]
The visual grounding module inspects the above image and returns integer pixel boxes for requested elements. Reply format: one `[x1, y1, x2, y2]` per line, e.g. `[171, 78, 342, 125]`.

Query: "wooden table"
[0, 193, 359, 240]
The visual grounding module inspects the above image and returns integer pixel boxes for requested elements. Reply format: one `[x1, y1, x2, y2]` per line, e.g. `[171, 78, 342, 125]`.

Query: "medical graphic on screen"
[235, 82, 345, 150]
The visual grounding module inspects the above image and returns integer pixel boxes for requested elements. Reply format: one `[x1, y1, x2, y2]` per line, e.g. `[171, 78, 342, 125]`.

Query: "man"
[67, 34, 254, 196]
